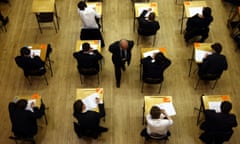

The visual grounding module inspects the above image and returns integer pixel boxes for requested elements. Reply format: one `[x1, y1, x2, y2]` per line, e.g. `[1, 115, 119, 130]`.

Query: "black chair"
[73, 122, 99, 139]
[199, 130, 233, 144]
[0, 15, 9, 32]
[195, 73, 221, 89]
[137, 28, 157, 46]
[35, 12, 58, 33]
[78, 67, 100, 85]
[9, 136, 35, 144]
[80, 28, 105, 48]
[141, 77, 163, 93]
[144, 132, 170, 144]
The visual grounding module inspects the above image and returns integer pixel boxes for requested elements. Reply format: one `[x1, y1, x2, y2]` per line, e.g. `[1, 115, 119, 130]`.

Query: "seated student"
[223, 0, 240, 6]
[0, 11, 9, 26]
[73, 42, 103, 74]
[198, 43, 228, 79]
[138, 9, 160, 36]
[141, 106, 173, 139]
[141, 52, 171, 82]
[184, 7, 213, 43]
[8, 99, 45, 138]
[15, 47, 46, 76]
[73, 98, 108, 138]
[199, 101, 238, 143]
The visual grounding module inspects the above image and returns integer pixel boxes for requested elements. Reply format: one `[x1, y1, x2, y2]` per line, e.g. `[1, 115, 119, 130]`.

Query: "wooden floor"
[0, 0, 239, 143]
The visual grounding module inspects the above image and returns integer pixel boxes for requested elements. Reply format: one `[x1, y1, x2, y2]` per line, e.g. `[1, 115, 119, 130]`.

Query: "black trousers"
[184, 28, 209, 42]
[114, 61, 126, 83]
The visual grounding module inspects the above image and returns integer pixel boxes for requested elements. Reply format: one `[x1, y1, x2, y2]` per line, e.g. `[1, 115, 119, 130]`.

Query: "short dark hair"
[155, 52, 165, 64]
[20, 47, 30, 56]
[202, 7, 212, 17]
[148, 12, 156, 21]
[211, 43, 222, 54]
[73, 100, 84, 114]
[82, 42, 90, 51]
[150, 106, 161, 119]
[221, 101, 232, 113]
[77, 1, 87, 10]
[16, 99, 28, 110]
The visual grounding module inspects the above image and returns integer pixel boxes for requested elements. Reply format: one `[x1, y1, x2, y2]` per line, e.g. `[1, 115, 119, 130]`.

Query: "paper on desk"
[80, 44, 98, 50]
[30, 49, 41, 57]
[195, 49, 212, 63]
[82, 93, 100, 111]
[189, 7, 203, 17]
[25, 99, 36, 112]
[156, 102, 176, 116]
[138, 7, 154, 17]
[143, 49, 160, 58]
[208, 101, 221, 112]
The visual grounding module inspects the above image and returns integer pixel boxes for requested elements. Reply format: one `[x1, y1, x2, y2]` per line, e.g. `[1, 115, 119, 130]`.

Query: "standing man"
[109, 39, 134, 88]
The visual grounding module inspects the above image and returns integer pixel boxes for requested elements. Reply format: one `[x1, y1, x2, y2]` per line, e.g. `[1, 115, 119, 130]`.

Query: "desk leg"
[101, 16, 103, 32]
[54, 3, 60, 30]
[180, 4, 185, 34]
[188, 45, 194, 77]
[142, 102, 145, 125]
[41, 99, 48, 125]
[196, 101, 203, 125]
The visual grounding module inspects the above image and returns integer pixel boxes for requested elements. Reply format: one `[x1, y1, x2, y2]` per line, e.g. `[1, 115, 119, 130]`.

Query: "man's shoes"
[99, 127, 108, 132]
[116, 82, 120, 88]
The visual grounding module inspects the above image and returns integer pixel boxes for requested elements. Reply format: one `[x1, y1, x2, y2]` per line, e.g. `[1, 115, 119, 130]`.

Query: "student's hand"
[96, 98, 100, 104]
[31, 102, 35, 108]
[148, 8, 152, 11]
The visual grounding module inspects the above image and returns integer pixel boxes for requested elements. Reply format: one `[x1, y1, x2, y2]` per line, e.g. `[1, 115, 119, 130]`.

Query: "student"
[109, 39, 134, 88]
[15, 47, 46, 76]
[224, 0, 240, 6]
[138, 9, 160, 36]
[199, 101, 238, 143]
[73, 98, 108, 138]
[141, 106, 173, 139]
[184, 7, 213, 42]
[141, 52, 171, 82]
[73, 42, 103, 74]
[8, 99, 45, 138]
[198, 43, 228, 79]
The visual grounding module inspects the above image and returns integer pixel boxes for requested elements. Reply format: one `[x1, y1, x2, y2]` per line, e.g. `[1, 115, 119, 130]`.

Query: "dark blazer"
[138, 10, 160, 36]
[73, 50, 103, 73]
[141, 55, 171, 81]
[198, 53, 228, 78]
[8, 102, 45, 138]
[109, 40, 134, 65]
[15, 56, 45, 76]
[186, 14, 213, 32]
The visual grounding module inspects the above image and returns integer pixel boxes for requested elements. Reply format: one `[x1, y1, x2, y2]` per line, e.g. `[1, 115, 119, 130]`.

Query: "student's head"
[73, 100, 86, 113]
[120, 39, 129, 50]
[148, 12, 156, 21]
[202, 7, 212, 17]
[211, 43, 222, 54]
[20, 47, 30, 56]
[77, 1, 87, 10]
[16, 99, 28, 110]
[221, 101, 232, 114]
[154, 52, 165, 63]
[82, 42, 90, 51]
[150, 106, 161, 119]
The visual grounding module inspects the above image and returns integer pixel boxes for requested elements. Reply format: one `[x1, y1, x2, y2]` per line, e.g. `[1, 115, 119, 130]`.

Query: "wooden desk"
[143, 96, 175, 124]
[133, 2, 158, 31]
[197, 95, 231, 125]
[87, 2, 103, 31]
[188, 43, 213, 76]
[180, 1, 207, 33]
[76, 40, 101, 53]
[76, 88, 104, 112]
[26, 44, 48, 61]
[14, 93, 42, 108]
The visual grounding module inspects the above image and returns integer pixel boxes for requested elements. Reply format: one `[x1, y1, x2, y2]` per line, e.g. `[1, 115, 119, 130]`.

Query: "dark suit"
[73, 104, 105, 138]
[73, 50, 103, 74]
[15, 56, 45, 76]
[138, 10, 160, 36]
[141, 56, 171, 81]
[8, 102, 45, 138]
[184, 14, 213, 42]
[198, 53, 228, 79]
[200, 110, 238, 144]
[109, 40, 134, 83]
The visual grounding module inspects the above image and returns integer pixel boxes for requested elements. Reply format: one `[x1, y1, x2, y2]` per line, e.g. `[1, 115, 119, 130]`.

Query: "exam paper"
[82, 93, 100, 111]
[189, 7, 203, 17]
[195, 49, 212, 63]
[25, 99, 37, 112]
[156, 102, 176, 116]
[208, 101, 221, 112]
[138, 7, 154, 17]
[80, 44, 98, 50]
[31, 49, 41, 57]
[143, 49, 160, 58]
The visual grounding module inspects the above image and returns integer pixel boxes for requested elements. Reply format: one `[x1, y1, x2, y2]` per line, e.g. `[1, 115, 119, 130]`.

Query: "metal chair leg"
[26, 76, 32, 85]
[53, 20, 58, 33]
[97, 73, 100, 86]
[80, 74, 83, 84]
[153, 35, 156, 46]
[195, 79, 200, 89]
[211, 79, 218, 89]
[158, 82, 162, 94]
[141, 81, 144, 93]
[43, 74, 48, 85]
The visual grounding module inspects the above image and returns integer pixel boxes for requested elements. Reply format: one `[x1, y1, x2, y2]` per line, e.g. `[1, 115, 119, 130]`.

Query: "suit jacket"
[198, 53, 228, 78]
[73, 50, 103, 72]
[109, 40, 134, 65]
[186, 14, 213, 32]
[8, 102, 45, 138]
[138, 10, 160, 36]
[141, 56, 171, 81]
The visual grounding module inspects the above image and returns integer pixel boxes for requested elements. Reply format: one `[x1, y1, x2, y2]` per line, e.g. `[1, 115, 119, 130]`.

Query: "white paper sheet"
[79, 44, 98, 51]
[25, 99, 36, 112]
[82, 93, 100, 111]
[30, 49, 41, 57]
[137, 7, 154, 17]
[208, 101, 221, 112]
[156, 102, 176, 116]
[143, 49, 160, 58]
[188, 7, 203, 17]
[195, 49, 212, 63]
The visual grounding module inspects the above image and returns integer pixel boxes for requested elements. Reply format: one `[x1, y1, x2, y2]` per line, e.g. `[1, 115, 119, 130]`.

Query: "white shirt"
[78, 7, 101, 29]
[146, 114, 173, 135]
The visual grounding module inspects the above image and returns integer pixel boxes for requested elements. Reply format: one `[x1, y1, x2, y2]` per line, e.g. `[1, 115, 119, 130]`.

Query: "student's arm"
[96, 98, 105, 118]
[223, 56, 228, 70]
[108, 42, 116, 53]
[8, 102, 16, 122]
[32, 103, 45, 119]
[93, 50, 103, 60]
[139, 10, 148, 20]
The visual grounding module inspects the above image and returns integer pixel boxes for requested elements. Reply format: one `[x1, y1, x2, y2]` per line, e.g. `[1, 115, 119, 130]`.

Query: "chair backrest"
[36, 13, 54, 23]
[199, 73, 221, 81]
[78, 67, 98, 75]
[73, 122, 99, 139]
[80, 28, 102, 40]
[138, 27, 157, 36]
[149, 133, 168, 140]
[213, 131, 233, 143]
[143, 77, 163, 84]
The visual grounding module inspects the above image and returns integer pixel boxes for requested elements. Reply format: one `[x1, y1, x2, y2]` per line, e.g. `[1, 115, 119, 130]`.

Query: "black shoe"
[116, 82, 120, 88]
[3, 16, 9, 25]
[121, 65, 126, 71]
